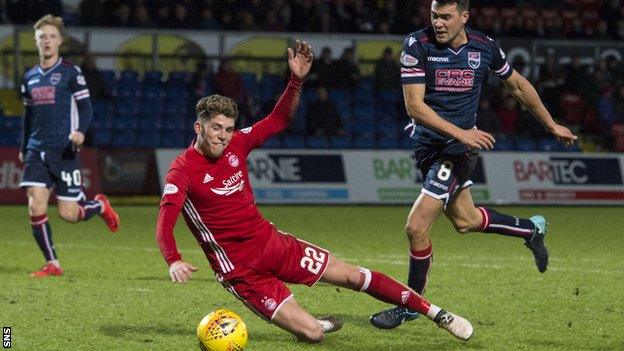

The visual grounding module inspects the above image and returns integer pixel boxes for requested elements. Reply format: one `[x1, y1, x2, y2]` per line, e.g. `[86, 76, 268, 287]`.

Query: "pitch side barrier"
[155, 149, 624, 206]
[0, 147, 103, 204]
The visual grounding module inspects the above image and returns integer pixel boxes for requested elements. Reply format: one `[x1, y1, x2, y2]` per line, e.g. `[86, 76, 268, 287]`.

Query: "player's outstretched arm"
[288, 39, 313, 80]
[169, 260, 199, 284]
[502, 70, 578, 147]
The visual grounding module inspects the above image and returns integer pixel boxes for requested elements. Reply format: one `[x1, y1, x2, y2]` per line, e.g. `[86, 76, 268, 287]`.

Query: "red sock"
[358, 268, 431, 315]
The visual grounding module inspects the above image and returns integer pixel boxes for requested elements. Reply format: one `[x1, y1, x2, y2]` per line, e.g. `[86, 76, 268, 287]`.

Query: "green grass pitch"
[1, 204, 623, 350]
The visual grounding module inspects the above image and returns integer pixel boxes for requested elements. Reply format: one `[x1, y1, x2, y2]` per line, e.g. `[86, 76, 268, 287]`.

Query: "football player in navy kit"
[19, 15, 119, 277]
[370, 0, 578, 329]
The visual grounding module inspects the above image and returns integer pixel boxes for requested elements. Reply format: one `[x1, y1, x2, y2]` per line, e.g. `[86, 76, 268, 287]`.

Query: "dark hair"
[195, 95, 239, 121]
[434, 0, 469, 11]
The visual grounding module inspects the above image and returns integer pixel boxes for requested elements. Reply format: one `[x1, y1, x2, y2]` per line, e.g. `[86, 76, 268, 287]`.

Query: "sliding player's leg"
[320, 255, 473, 341]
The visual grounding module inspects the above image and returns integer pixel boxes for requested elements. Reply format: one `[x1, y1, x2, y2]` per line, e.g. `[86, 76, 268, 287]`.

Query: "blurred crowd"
[479, 53, 624, 151]
[1, 0, 624, 40]
[3, 0, 624, 151]
[181, 44, 624, 151]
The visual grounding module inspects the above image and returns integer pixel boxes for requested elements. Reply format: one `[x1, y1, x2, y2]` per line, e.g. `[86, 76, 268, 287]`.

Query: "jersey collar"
[37, 57, 63, 76]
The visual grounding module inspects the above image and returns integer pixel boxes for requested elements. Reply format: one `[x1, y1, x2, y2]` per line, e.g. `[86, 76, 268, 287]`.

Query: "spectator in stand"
[198, 7, 221, 30]
[306, 86, 345, 136]
[613, 85, 624, 123]
[80, 0, 105, 26]
[563, 56, 589, 93]
[606, 56, 624, 85]
[82, 54, 111, 101]
[315, 10, 335, 33]
[496, 93, 519, 135]
[190, 61, 214, 99]
[171, 3, 192, 29]
[26, 0, 63, 22]
[263, 9, 286, 31]
[109, 3, 131, 27]
[351, 0, 375, 33]
[133, 3, 154, 28]
[238, 10, 258, 31]
[154, 3, 172, 28]
[214, 59, 252, 126]
[596, 20, 610, 39]
[537, 51, 564, 120]
[308, 47, 335, 88]
[475, 99, 501, 135]
[374, 47, 400, 91]
[334, 47, 361, 91]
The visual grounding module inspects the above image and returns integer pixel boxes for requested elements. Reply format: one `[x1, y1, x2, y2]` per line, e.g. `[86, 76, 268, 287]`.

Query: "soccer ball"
[197, 309, 248, 351]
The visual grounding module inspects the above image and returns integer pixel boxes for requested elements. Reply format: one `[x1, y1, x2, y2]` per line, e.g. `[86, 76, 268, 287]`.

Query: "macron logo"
[203, 173, 214, 183]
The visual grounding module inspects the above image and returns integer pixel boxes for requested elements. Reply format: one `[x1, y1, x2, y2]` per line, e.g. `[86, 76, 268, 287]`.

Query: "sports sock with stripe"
[78, 199, 103, 221]
[477, 207, 535, 239]
[30, 214, 57, 261]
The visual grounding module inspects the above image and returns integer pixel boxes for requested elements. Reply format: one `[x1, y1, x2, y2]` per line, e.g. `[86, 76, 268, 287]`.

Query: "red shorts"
[217, 227, 330, 320]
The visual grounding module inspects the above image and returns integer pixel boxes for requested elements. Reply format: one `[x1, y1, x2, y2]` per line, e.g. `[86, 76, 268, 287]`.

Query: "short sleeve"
[489, 38, 512, 80]
[400, 34, 426, 85]
[69, 66, 91, 101]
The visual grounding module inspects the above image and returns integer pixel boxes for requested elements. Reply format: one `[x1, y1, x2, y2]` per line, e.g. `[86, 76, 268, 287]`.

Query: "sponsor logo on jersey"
[31, 86, 56, 105]
[211, 181, 244, 196]
[400, 51, 419, 66]
[228, 154, 240, 167]
[240, 127, 252, 134]
[77, 74, 86, 85]
[211, 171, 245, 196]
[429, 179, 449, 191]
[50, 73, 62, 85]
[163, 183, 178, 195]
[468, 51, 481, 69]
[203, 173, 214, 183]
[28, 78, 40, 85]
[434, 69, 474, 92]
[428, 56, 450, 62]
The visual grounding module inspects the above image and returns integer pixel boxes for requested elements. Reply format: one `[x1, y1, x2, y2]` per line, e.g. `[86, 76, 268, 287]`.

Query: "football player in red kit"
[156, 40, 473, 343]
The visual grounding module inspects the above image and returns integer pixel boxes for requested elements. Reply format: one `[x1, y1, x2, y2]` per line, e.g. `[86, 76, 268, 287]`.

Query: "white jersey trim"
[183, 200, 234, 273]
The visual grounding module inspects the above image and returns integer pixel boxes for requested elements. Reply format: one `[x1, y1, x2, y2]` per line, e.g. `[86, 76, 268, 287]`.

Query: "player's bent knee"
[59, 208, 79, 223]
[453, 221, 473, 234]
[405, 223, 429, 243]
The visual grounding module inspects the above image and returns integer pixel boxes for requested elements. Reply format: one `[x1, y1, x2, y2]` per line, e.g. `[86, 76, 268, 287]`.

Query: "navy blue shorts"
[20, 149, 85, 201]
[414, 141, 478, 206]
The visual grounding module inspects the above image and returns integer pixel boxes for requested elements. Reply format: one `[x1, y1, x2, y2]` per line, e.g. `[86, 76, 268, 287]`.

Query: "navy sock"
[78, 199, 102, 221]
[407, 243, 432, 296]
[478, 207, 535, 240]
[30, 215, 57, 261]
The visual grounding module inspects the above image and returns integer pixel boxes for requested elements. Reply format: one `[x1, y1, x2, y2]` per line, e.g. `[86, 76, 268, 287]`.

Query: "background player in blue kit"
[370, 0, 578, 329]
[19, 15, 120, 278]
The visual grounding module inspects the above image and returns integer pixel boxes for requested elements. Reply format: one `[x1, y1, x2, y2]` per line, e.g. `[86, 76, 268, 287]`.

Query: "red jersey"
[156, 76, 302, 275]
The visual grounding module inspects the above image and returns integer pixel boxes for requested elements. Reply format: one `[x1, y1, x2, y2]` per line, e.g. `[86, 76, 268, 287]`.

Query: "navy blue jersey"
[20, 57, 93, 153]
[400, 26, 511, 145]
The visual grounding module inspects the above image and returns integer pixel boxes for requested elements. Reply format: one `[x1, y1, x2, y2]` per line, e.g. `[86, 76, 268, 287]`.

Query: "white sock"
[47, 259, 60, 268]
[426, 304, 442, 320]
[317, 319, 333, 333]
